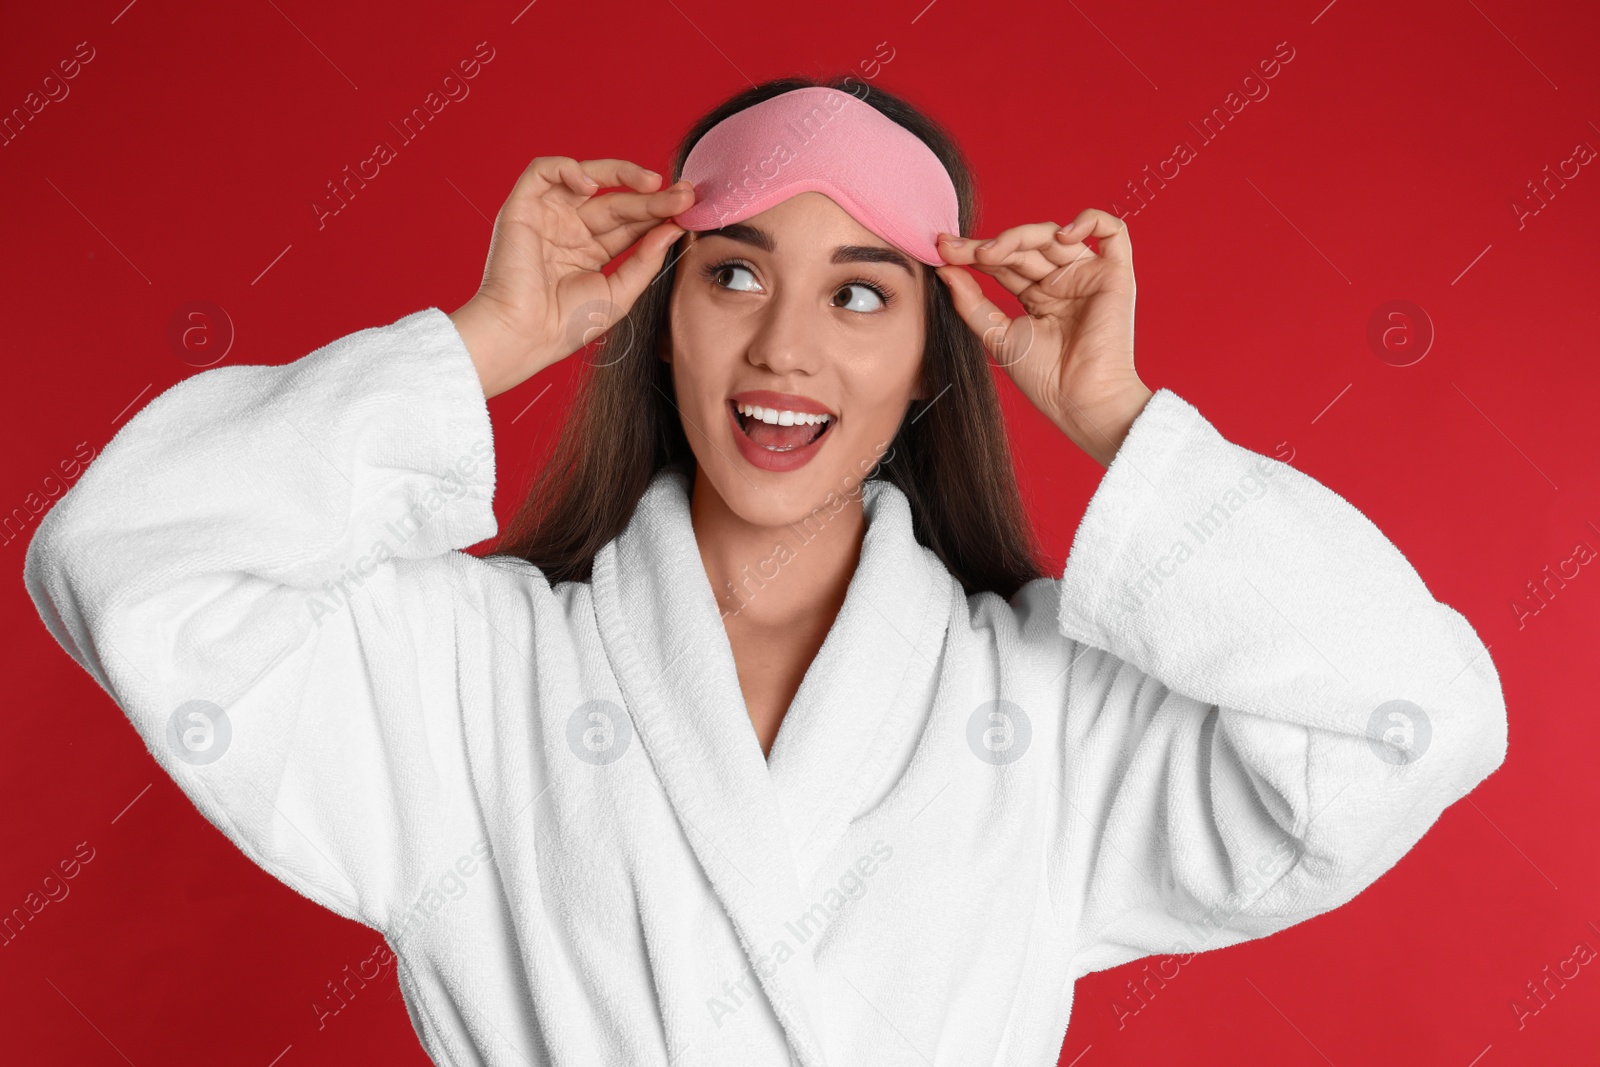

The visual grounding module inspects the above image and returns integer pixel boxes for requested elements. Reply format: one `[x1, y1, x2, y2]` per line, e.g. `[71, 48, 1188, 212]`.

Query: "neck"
[688, 465, 866, 632]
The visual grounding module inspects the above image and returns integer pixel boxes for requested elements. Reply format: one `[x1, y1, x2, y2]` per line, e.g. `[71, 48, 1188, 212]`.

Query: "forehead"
[711, 192, 894, 250]
[691, 193, 920, 279]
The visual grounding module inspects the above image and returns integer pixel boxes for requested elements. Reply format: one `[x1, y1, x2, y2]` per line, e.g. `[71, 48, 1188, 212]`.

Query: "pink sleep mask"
[670, 86, 959, 267]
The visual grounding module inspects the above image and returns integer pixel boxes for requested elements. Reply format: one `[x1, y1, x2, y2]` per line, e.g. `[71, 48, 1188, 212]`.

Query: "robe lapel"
[591, 468, 826, 1065]
[590, 469, 951, 1066]
[763, 477, 952, 880]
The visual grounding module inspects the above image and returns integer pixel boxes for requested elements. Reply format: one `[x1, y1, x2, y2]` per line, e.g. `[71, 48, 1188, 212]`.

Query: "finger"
[506, 155, 586, 204]
[940, 225, 1078, 284]
[1037, 240, 1098, 293]
[977, 221, 1073, 267]
[935, 264, 1017, 359]
[606, 220, 687, 315]
[559, 158, 598, 197]
[574, 158, 666, 193]
[583, 179, 695, 237]
[584, 180, 697, 259]
[938, 238, 1039, 299]
[506, 156, 659, 212]
[974, 252, 1059, 287]
[1055, 209, 1131, 269]
[980, 263, 1038, 298]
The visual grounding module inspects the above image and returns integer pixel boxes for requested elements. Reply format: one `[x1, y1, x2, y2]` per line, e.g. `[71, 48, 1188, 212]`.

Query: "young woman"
[26, 77, 1506, 1065]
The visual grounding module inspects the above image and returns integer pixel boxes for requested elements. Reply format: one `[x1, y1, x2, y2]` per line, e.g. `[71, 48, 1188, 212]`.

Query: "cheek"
[669, 278, 726, 354]
[838, 337, 924, 413]
[836, 375, 914, 443]
[666, 310, 739, 406]
[664, 290, 699, 368]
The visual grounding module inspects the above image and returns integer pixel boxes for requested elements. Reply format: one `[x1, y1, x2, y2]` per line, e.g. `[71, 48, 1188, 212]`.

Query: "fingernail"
[582, 174, 600, 187]
[942, 235, 966, 247]
[978, 239, 996, 250]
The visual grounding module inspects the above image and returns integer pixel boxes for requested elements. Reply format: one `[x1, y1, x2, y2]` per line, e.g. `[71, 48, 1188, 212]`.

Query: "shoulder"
[412, 552, 597, 648]
[958, 575, 1064, 644]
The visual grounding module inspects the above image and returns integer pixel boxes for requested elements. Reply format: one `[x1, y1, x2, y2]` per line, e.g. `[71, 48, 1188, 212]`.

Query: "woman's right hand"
[448, 157, 694, 399]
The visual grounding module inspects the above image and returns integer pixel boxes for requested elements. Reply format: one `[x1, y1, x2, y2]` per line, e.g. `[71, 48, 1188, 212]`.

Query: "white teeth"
[735, 402, 832, 426]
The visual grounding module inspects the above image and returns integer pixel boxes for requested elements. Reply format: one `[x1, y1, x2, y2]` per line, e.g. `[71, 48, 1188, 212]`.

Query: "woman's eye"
[833, 283, 885, 313]
[713, 264, 760, 292]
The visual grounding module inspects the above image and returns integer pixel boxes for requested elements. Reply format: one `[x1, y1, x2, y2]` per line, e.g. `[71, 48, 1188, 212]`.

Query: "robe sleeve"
[1046, 387, 1508, 979]
[22, 307, 507, 933]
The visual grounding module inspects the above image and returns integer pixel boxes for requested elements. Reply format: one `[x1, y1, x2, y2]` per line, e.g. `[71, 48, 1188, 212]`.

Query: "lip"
[729, 390, 837, 418]
[727, 398, 835, 473]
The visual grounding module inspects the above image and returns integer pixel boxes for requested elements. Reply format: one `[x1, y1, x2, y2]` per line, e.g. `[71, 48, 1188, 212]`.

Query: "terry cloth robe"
[23, 307, 1508, 1066]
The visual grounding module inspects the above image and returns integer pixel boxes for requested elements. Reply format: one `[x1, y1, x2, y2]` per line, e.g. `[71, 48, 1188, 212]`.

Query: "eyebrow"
[698, 222, 917, 277]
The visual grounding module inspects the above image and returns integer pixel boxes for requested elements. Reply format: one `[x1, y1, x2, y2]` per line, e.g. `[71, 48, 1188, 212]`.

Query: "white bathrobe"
[23, 307, 1508, 1066]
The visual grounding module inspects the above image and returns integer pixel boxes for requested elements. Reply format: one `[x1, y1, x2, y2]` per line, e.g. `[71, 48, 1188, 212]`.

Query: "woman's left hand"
[936, 209, 1153, 467]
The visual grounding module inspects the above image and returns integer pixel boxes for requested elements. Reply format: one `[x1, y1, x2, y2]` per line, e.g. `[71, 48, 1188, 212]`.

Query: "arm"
[22, 154, 690, 934]
[22, 308, 507, 931]
[1043, 388, 1508, 977]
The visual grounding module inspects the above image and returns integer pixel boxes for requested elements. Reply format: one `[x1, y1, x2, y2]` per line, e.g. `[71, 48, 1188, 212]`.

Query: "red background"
[3, 1, 1597, 1064]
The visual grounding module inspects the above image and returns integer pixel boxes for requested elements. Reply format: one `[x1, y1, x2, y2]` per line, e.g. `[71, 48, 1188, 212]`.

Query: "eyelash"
[701, 258, 897, 310]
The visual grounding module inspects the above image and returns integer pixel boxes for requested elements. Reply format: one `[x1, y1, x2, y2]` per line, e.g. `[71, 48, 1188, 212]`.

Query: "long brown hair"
[487, 75, 1047, 600]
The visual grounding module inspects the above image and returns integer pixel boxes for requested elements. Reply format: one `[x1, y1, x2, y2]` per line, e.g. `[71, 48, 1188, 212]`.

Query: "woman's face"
[662, 191, 930, 529]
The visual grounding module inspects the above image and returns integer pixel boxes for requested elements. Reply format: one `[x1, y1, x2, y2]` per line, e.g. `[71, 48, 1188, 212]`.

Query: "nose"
[743, 283, 825, 378]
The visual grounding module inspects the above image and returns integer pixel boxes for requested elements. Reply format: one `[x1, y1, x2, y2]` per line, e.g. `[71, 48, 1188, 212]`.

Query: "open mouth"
[729, 400, 835, 452]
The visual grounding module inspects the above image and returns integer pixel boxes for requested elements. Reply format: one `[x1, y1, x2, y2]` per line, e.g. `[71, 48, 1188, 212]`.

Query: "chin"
[706, 463, 829, 529]
[698, 440, 880, 533]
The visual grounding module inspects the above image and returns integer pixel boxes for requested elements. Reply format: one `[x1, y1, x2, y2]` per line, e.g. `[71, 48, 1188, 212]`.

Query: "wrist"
[1061, 382, 1154, 468]
[448, 298, 535, 400]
